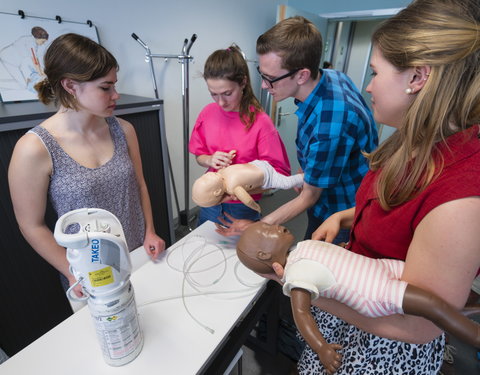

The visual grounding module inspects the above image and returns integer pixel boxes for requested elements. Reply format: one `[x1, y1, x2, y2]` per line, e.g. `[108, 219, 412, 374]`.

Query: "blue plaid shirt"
[295, 69, 378, 221]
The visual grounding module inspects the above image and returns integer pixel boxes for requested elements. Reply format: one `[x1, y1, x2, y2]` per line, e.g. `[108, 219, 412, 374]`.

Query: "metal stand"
[132, 33, 197, 231]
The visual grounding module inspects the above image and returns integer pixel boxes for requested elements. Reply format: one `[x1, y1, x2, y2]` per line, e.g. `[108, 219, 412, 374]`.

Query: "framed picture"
[0, 13, 98, 102]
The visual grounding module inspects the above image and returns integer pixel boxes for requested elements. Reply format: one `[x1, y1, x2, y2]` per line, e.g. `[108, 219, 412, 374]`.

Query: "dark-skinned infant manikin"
[236, 222, 480, 374]
[192, 160, 303, 213]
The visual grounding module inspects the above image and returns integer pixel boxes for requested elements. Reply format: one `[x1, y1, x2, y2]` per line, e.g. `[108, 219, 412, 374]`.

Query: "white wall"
[1, 0, 281, 219]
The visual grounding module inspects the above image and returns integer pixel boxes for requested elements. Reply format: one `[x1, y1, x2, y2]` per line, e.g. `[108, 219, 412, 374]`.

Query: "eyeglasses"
[256, 66, 300, 88]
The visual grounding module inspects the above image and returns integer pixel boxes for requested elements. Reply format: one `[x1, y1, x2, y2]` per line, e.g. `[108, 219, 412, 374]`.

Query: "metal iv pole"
[132, 33, 197, 231]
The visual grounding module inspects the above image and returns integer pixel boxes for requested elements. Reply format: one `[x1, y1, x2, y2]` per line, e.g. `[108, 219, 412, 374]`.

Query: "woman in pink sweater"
[189, 44, 291, 226]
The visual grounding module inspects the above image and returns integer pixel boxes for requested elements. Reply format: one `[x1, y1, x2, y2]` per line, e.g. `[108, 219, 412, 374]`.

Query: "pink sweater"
[189, 103, 291, 202]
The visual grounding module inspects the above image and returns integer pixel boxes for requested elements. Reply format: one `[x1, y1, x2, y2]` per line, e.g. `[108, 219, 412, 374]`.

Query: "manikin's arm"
[402, 284, 480, 347]
[291, 288, 342, 374]
[232, 186, 261, 212]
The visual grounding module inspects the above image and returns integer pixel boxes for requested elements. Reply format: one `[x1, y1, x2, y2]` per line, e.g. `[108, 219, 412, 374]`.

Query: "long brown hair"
[368, 0, 480, 210]
[203, 44, 262, 129]
[35, 33, 118, 110]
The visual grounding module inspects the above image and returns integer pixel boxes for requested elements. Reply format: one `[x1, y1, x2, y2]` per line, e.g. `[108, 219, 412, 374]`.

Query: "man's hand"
[215, 212, 254, 236]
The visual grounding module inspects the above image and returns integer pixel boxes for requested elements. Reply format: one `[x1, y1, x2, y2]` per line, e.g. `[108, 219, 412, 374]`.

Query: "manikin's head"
[236, 222, 295, 274]
[192, 172, 226, 207]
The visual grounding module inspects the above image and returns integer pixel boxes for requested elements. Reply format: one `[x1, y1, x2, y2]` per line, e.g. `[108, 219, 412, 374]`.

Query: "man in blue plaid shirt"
[292, 64, 378, 240]
[217, 15, 377, 242]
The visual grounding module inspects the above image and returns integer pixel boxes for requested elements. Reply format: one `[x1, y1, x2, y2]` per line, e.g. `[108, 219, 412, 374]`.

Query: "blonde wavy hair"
[369, 0, 480, 210]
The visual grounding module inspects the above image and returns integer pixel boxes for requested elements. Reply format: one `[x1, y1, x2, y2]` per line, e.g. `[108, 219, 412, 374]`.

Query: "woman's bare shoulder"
[9, 130, 52, 178]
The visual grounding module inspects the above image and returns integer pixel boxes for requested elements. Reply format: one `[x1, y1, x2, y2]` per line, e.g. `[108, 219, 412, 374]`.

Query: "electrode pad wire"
[176, 235, 229, 288]
[138, 235, 263, 333]
[234, 261, 266, 288]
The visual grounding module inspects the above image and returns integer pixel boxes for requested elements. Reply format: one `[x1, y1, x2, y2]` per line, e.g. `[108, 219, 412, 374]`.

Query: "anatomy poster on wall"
[0, 13, 98, 102]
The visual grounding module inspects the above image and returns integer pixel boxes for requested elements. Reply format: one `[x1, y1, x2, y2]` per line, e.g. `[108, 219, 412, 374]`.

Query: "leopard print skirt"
[298, 307, 445, 375]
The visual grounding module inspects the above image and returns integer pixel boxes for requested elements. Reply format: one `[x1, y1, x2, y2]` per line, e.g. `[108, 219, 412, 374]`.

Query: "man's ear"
[257, 250, 272, 261]
[296, 68, 311, 85]
[409, 65, 431, 94]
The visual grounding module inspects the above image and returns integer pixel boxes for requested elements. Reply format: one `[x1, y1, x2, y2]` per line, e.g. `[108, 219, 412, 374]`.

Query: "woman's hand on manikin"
[209, 150, 235, 170]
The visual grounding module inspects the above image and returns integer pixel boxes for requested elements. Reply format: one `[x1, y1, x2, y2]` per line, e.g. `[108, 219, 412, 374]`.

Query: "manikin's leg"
[249, 160, 303, 190]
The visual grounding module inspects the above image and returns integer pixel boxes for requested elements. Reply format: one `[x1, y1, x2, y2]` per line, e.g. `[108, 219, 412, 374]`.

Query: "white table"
[0, 222, 267, 375]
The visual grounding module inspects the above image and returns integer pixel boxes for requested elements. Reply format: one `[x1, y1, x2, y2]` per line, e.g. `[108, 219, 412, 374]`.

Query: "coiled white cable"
[138, 235, 264, 334]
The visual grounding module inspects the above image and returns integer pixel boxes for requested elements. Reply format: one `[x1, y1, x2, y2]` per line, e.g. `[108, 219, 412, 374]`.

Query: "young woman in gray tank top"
[8, 33, 165, 298]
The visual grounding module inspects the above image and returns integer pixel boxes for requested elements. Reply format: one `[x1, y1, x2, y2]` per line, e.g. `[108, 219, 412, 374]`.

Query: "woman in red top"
[273, 0, 480, 374]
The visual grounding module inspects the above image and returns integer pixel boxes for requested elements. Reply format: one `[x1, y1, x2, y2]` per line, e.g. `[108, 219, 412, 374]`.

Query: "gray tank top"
[29, 116, 145, 251]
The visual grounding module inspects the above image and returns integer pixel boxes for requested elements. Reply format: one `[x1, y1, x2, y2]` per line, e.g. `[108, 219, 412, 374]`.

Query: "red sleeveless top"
[348, 125, 480, 262]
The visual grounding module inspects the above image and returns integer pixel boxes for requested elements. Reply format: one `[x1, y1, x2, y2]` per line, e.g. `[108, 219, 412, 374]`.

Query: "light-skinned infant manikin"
[236, 222, 480, 374]
[191, 160, 303, 213]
